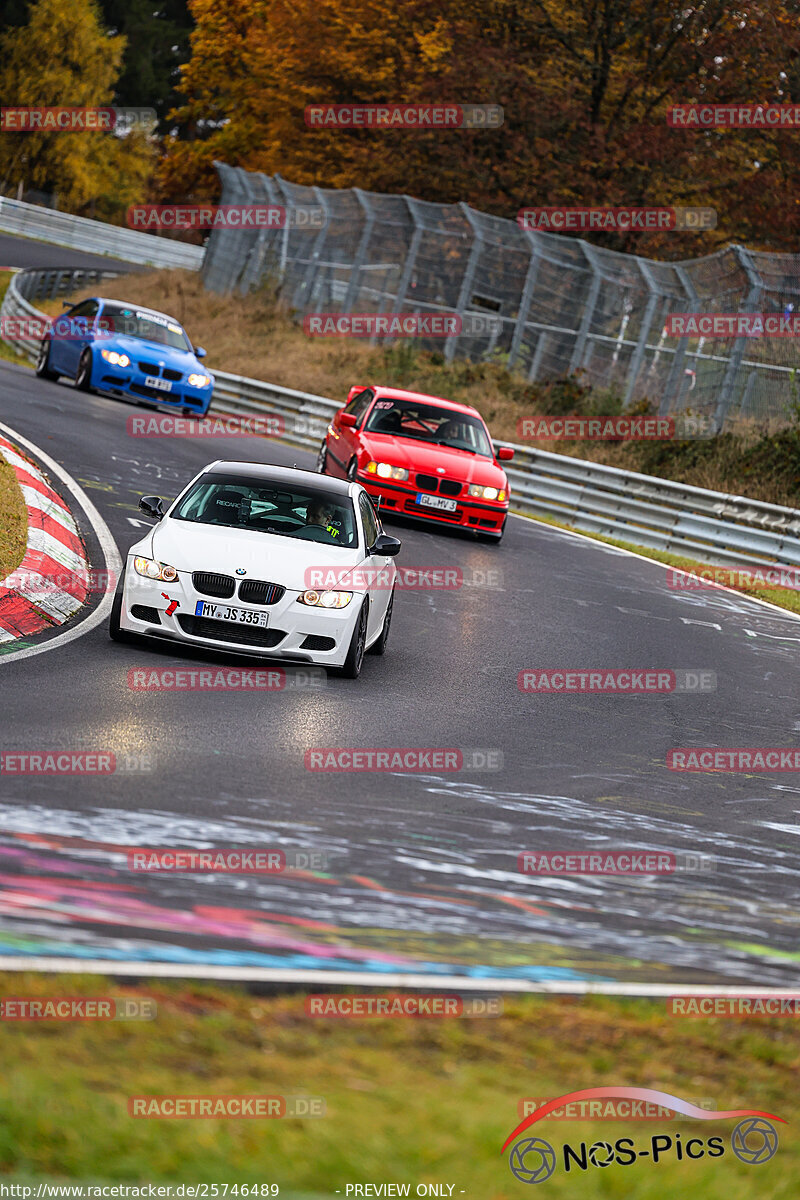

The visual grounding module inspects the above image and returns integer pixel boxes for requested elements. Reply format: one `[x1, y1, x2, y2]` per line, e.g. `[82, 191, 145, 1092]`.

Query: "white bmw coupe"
[110, 460, 401, 678]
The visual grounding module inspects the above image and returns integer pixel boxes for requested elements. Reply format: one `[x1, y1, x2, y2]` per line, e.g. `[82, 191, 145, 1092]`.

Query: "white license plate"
[416, 492, 457, 512]
[144, 375, 172, 392]
[195, 602, 268, 627]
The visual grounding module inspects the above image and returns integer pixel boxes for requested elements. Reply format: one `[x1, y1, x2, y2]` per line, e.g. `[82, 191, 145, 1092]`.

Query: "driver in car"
[306, 499, 341, 540]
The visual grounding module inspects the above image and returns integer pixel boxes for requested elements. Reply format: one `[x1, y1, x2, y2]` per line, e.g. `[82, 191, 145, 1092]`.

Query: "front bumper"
[119, 560, 361, 668]
[356, 473, 507, 533]
[94, 364, 212, 413]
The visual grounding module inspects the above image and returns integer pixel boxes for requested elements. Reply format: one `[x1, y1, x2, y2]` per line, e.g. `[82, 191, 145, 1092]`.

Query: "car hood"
[96, 335, 204, 368]
[144, 519, 365, 591]
[361, 433, 506, 485]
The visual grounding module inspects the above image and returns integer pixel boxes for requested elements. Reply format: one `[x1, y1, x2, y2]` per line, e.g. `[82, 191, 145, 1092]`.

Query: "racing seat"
[206, 490, 246, 524]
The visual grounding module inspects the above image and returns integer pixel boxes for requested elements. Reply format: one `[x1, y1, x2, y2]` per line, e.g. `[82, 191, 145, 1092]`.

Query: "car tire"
[75, 349, 94, 392]
[109, 580, 136, 644]
[346, 458, 359, 482]
[316, 440, 328, 473]
[35, 340, 59, 381]
[368, 587, 394, 655]
[336, 599, 368, 678]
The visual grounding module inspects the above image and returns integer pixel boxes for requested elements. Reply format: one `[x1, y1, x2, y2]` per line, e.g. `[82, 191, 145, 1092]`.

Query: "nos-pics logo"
[502, 1088, 783, 1184]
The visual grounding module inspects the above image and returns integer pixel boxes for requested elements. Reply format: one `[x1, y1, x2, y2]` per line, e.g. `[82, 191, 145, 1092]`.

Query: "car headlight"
[100, 349, 130, 367]
[133, 556, 178, 582]
[366, 461, 409, 481]
[468, 485, 505, 501]
[298, 589, 353, 609]
[187, 373, 210, 388]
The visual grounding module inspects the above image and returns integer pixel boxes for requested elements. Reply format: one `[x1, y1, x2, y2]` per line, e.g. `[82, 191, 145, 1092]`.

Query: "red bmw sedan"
[316, 386, 514, 542]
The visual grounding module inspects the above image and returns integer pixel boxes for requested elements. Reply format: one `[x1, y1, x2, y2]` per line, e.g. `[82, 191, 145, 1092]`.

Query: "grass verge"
[37, 270, 800, 508]
[0, 974, 796, 1197]
[0, 451, 27, 580]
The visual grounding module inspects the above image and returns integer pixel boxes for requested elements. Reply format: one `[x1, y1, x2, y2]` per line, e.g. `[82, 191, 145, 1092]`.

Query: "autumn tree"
[0, 0, 155, 219]
[159, 0, 800, 255]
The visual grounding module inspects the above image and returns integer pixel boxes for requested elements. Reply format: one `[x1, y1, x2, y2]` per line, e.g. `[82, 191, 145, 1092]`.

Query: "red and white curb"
[0, 434, 89, 641]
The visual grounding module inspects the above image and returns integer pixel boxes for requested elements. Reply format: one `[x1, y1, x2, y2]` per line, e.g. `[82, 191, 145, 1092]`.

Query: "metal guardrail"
[5, 266, 800, 573]
[0, 197, 204, 270]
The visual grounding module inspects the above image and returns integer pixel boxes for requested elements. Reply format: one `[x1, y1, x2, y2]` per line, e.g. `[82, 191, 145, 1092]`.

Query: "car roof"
[92, 298, 184, 326]
[371, 386, 482, 419]
[203, 460, 354, 496]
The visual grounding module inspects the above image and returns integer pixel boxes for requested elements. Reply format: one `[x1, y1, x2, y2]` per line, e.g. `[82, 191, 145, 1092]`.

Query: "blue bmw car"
[35, 297, 214, 416]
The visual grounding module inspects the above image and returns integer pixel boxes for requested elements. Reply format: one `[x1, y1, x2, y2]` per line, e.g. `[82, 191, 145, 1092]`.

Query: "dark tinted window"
[98, 303, 191, 350]
[172, 473, 357, 547]
[364, 397, 492, 456]
[359, 492, 379, 548]
[344, 388, 374, 424]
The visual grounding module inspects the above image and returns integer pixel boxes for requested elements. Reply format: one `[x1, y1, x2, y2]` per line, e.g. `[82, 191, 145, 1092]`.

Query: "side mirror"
[373, 532, 401, 557]
[340, 411, 357, 429]
[139, 495, 165, 520]
[195, 347, 207, 359]
[497, 446, 514, 461]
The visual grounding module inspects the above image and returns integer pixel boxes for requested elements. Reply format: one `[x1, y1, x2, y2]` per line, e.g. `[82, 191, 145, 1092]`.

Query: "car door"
[358, 490, 392, 640]
[328, 387, 373, 477]
[59, 299, 99, 376]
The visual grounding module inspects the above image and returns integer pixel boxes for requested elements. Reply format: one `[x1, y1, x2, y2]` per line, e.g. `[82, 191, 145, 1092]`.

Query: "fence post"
[343, 188, 374, 313]
[290, 184, 330, 310]
[445, 203, 484, 363]
[623, 258, 660, 407]
[507, 228, 543, 371]
[715, 246, 763, 432]
[568, 242, 603, 373]
[660, 267, 699, 414]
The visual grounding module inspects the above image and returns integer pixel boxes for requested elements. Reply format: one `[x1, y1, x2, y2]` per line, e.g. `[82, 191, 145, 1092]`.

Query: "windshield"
[171, 474, 358, 547]
[364, 397, 493, 456]
[97, 304, 192, 351]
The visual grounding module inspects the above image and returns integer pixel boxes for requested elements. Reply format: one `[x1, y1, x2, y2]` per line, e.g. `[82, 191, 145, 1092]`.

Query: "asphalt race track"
[2, 301, 800, 987]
